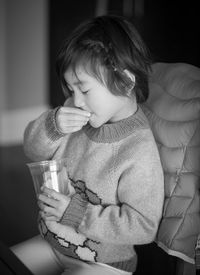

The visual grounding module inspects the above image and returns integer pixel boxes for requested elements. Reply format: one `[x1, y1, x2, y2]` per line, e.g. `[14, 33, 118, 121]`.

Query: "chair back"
[142, 62, 200, 265]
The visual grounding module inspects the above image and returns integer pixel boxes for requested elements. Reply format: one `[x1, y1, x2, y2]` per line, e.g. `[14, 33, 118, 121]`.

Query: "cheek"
[87, 101, 101, 115]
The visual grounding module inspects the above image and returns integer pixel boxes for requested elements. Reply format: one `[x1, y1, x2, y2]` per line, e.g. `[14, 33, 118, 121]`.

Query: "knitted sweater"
[24, 106, 164, 273]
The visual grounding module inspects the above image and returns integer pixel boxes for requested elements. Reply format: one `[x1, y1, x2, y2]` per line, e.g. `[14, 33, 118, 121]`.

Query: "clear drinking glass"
[27, 158, 69, 195]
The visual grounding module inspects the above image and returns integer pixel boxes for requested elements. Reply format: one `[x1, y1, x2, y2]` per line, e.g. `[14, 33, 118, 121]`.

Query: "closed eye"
[82, 90, 89, 94]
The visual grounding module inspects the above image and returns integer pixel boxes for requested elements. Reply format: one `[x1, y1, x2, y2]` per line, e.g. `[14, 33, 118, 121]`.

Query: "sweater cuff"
[45, 107, 66, 141]
[60, 193, 88, 230]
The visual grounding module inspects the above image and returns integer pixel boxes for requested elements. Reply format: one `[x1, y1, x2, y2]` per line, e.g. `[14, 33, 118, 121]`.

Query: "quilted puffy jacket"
[141, 62, 200, 264]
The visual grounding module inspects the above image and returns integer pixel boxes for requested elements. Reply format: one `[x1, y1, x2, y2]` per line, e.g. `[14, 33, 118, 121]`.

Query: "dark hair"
[56, 15, 152, 103]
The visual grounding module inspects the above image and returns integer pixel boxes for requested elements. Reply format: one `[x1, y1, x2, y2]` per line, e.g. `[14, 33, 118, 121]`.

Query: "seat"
[0, 240, 33, 275]
[141, 62, 200, 275]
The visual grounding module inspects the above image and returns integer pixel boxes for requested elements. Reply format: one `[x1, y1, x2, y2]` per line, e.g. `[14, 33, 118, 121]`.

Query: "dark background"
[49, 0, 200, 107]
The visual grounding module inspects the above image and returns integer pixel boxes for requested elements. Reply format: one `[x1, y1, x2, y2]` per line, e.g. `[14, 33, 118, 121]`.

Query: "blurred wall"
[0, 0, 49, 246]
[0, 0, 49, 146]
[0, 0, 6, 112]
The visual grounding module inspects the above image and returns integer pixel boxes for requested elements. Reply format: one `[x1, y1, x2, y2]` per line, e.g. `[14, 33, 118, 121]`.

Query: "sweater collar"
[83, 106, 149, 143]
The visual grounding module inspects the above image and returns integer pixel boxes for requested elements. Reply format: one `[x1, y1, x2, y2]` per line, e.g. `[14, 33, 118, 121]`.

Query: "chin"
[89, 118, 104, 128]
[89, 114, 109, 128]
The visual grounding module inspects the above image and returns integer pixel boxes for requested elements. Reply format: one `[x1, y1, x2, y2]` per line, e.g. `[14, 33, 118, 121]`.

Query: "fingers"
[61, 107, 91, 117]
[56, 107, 91, 134]
[40, 212, 59, 221]
[38, 193, 57, 207]
[41, 186, 67, 201]
[38, 198, 61, 220]
[41, 186, 57, 197]
[38, 187, 71, 220]
[59, 113, 89, 124]
[39, 209, 60, 222]
[61, 126, 83, 133]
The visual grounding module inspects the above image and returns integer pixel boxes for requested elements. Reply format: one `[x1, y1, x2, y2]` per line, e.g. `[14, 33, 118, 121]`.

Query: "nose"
[73, 90, 85, 108]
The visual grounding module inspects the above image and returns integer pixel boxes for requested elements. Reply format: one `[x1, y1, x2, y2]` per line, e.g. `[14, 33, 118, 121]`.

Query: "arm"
[23, 99, 91, 161]
[23, 108, 64, 161]
[61, 139, 164, 245]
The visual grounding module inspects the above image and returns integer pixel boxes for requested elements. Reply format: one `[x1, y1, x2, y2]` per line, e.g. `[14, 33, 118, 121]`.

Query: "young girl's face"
[64, 66, 136, 128]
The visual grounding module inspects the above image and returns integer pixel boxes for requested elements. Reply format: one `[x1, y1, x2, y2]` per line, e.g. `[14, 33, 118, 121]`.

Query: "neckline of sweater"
[83, 106, 149, 143]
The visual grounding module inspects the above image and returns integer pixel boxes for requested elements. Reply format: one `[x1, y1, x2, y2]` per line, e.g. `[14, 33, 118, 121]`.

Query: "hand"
[38, 187, 71, 222]
[56, 106, 91, 134]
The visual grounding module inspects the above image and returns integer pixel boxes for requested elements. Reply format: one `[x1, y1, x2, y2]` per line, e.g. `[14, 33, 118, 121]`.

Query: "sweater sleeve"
[23, 107, 66, 161]
[61, 138, 164, 245]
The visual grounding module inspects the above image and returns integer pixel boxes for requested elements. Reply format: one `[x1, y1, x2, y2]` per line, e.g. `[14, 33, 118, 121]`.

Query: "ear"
[123, 70, 135, 96]
[124, 69, 135, 84]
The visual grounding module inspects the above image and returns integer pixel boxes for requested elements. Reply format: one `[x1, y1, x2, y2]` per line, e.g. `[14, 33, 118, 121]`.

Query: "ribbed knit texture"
[24, 106, 164, 273]
[83, 107, 148, 143]
[45, 106, 66, 141]
[61, 193, 88, 229]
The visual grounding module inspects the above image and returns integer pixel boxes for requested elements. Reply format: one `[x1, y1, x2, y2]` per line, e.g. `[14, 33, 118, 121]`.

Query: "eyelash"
[66, 86, 89, 96]
[70, 90, 89, 95]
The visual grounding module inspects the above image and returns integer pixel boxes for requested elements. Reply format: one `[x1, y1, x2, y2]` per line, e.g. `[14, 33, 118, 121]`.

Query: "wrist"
[45, 107, 66, 141]
[60, 193, 88, 230]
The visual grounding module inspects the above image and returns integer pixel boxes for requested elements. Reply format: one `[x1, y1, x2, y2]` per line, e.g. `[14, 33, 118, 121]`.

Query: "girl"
[12, 15, 164, 275]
